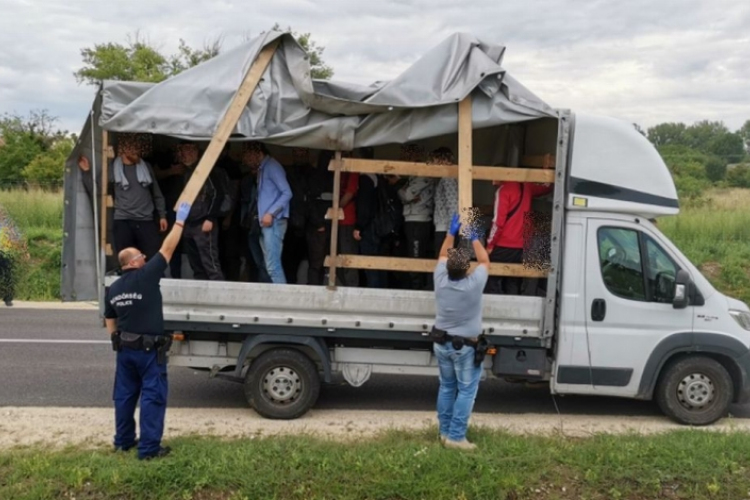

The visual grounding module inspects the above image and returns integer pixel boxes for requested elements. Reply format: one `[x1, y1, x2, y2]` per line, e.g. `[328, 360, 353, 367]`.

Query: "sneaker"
[444, 439, 477, 451]
[439, 434, 448, 446]
[139, 446, 171, 461]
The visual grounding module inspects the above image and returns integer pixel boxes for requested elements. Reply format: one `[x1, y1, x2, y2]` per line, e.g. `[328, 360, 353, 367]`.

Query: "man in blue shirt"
[433, 213, 489, 451]
[242, 142, 292, 284]
[104, 200, 191, 460]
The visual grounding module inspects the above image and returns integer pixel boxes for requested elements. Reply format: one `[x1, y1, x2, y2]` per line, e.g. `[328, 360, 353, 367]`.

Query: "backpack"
[373, 180, 403, 238]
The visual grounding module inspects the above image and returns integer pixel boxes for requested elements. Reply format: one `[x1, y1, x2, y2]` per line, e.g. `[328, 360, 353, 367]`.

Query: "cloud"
[1, 0, 748, 135]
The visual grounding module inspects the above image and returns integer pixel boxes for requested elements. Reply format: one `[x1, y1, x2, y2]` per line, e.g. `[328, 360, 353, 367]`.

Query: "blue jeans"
[114, 347, 168, 459]
[260, 218, 288, 284]
[434, 342, 482, 441]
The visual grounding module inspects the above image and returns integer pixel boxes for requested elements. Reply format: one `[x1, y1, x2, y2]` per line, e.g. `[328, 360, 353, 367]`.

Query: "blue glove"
[449, 213, 461, 237]
[468, 224, 482, 242]
[176, 201, 192, 224]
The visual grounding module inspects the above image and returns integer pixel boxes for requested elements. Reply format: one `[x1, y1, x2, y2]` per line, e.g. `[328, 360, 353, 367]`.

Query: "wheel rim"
[261, 366, 302, 405]
[677, 372, 715, 410]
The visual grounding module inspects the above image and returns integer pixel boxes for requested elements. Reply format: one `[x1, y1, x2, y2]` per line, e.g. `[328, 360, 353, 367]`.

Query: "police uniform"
[104, 252, 169, 459]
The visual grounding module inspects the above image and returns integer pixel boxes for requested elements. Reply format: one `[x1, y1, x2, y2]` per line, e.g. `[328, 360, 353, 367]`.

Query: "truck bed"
[158, 280, 545, 338]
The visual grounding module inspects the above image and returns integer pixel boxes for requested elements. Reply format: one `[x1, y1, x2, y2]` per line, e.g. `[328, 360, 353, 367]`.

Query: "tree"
[75, 33, 223, 86]
[0, 111, 70, 185]
[22, 137, 74, 186]
[647, 123, 688, 148]
[271, 24, 334, 80]
[167, 38, 223, 75]
[708, 132, 745, 164]
[685, 120, 730, 152]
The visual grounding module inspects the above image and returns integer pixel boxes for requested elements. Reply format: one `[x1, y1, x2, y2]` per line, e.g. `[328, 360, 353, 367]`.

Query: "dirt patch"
[2, 407, 750, 450]
[700, 261, 722, 281]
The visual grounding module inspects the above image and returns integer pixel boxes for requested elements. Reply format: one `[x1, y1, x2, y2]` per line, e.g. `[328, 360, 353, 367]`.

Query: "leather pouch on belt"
[119, 332, 144, 350]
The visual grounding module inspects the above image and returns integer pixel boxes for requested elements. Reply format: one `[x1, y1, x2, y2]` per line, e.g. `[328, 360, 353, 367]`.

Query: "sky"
[1, 0, 748, 135]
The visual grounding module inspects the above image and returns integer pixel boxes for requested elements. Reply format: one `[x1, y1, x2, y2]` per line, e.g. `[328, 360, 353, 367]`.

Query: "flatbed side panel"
[158, 279, 545, 337]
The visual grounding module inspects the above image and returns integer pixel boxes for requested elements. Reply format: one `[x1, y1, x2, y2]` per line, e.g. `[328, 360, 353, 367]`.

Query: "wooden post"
[100, 129, 109, 256]
[327, 151, 343, 289]
[458, 95, 473, 223]
[175, 39, 280, 208]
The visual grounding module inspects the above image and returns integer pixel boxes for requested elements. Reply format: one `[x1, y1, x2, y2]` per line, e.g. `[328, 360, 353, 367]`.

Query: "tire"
[244, 348, 320, 420]
[655, 355, 733, 426]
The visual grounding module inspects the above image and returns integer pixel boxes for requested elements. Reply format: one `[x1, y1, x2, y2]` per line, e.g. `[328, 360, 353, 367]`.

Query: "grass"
[2, 429, 750, 499]
[0, 188, 63, 301]
[661, 188, 750, 304]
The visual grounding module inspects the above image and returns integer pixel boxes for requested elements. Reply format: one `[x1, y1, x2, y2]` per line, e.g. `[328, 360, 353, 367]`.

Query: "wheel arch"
[637, 332, 750, 404]
[232, 334, 332, 383]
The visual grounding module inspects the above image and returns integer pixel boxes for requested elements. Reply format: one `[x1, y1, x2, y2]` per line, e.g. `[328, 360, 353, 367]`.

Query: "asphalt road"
[1, 308, 748, 419]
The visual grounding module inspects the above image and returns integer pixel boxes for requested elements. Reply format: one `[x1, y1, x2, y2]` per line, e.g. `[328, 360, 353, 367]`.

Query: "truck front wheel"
[244, 348, 321, 420]
[655, 355, 733, 426]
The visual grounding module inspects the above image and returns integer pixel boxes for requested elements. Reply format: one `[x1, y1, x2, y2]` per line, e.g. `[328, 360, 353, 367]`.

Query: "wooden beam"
[458, 96, 473, 220]
[324, 255, 548, 279]
[175, 39, 280, 208]
[327, 151, 343, 288]
[100, 130, 109, 255]
[334, 158, 555, 184]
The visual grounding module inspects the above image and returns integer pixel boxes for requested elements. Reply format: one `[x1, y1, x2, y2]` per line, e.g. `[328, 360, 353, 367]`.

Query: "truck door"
[580, 218, 693, 397]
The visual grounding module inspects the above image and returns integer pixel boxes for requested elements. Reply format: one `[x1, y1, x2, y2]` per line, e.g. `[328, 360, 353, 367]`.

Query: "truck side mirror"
[673, 269, 691, 309]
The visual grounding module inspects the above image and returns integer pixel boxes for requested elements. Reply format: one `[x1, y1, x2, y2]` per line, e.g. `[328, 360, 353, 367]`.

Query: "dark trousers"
[337, 225, 359, 287]
[219, 221, 243, 282]
[486, 247, 523, 295]
[114, 347, 167, 459]
[306, 225, 328, 286]
[183, 222, 224, 281]
[165, 211, 182, 279]
[113, 219, 161, 260]
[382, 233, 408, 289]
[247, 230, 271, 283]
[360, 226, 386, 288]
[404, 221, 431, 290]
[282, 226, 307, 284]
[0, 252, 14, 303]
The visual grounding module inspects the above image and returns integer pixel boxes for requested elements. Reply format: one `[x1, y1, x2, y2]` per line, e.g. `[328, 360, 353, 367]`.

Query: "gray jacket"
[398, 177, 435, 222]
[82, 160, 166, 222]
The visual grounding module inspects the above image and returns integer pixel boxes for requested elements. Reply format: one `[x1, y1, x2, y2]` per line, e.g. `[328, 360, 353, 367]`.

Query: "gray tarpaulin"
[98, 31, 555, 149]
[63, 30, 556, 301]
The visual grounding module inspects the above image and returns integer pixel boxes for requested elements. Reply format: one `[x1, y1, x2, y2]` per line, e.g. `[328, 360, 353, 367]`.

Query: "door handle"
[591, 299, 606, 322]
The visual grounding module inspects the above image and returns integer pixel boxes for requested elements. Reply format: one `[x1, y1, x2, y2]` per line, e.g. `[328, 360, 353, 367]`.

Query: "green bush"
[726, 164, 750, 188]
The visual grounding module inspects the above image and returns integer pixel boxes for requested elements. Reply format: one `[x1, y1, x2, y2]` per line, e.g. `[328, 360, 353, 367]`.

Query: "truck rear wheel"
[655, 355, 733, 426]
[244, 348, 320, 420]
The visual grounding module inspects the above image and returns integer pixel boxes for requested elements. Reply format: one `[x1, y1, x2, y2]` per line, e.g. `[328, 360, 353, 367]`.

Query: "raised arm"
[159, 201, 191, 263]
[438, 213, 462, 261]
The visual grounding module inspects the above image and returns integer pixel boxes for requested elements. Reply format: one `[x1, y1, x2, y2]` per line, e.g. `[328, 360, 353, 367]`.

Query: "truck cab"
[551, 114, 750, 425]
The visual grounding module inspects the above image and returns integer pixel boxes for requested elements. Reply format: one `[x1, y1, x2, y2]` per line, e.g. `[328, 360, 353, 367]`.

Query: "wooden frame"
[325, 255, 548, 278]
[101, 130, 111, 256]
[330, 158, 555, 183]
[327, 151, 343, 288]
[322, 94, 556, 281]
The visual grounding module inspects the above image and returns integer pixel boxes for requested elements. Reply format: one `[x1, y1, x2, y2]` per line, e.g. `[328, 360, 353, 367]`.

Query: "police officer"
[104, 200, 192, 460]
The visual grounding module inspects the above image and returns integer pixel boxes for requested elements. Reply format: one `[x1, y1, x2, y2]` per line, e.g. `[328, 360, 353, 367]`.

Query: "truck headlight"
[729, 310, 750, 331]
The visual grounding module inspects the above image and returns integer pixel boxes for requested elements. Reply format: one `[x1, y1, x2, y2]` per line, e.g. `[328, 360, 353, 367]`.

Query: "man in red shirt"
[485, 180, 551, 294]
[337, 162, 360, 287]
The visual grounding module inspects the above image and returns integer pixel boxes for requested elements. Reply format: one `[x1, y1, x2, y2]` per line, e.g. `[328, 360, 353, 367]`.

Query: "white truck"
[65, 32, 750, 425]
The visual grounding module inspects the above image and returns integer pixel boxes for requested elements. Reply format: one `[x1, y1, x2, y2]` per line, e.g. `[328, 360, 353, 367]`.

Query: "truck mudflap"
[637, 332, 750, 404]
